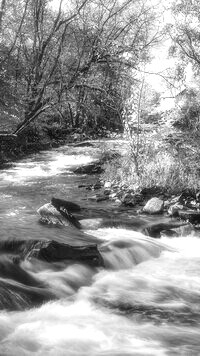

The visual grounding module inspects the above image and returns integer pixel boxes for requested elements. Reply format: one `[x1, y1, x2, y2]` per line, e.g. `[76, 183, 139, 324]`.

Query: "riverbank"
[0, 129, 94, 168]
[0, 135, 69, 168]
[0, 123, 120, 168]
[72, 140, 200, 237]
[1, 133, 200, 239]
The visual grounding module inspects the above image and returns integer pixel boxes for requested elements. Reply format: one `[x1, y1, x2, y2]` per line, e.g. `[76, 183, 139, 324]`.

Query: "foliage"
[0, 0, 159, 137]
[103, 135, 200, 194]
[169, 0, 200, 79]
[171, 88, 200, 133]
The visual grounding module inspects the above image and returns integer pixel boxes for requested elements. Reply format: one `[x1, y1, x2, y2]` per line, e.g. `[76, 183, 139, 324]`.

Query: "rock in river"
[51, 197, 81, 212]
[37, 203, 65, 225]
[73, 162, 104, 175]
[0, 257, 55, 310]
[0, 239, 104, 267]
[142, 222, 188, 238]
[143, 197, 164, 214]
[37, 202, 82, 229]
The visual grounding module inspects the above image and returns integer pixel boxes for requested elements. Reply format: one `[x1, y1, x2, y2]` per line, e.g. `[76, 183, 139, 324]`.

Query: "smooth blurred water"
[0, 141, 200, 355]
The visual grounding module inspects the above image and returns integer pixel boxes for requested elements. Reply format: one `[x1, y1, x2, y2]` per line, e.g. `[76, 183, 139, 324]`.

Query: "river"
[0, 141, 199, 356]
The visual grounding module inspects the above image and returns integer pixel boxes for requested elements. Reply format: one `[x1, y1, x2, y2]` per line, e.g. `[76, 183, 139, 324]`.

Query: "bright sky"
[50, 0, 68, 11]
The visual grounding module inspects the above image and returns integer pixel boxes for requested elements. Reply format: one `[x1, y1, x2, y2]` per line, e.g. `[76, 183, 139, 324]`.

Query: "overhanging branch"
[13, 105, 50, 136]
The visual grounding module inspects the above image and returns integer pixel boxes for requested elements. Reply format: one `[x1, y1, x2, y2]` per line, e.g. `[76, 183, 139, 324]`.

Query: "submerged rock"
[73, 163, 104, 175]
[0, 257, 55, 310]
[143, 197, 164, 214]
[88, 193, 110, 203]
[142, 222, 188, 238]
[96, 194, 110, 202]
[0, 279, 54, 311]
[160, 230, 179, 238]
[178, 210, 200, 225]
[171, 224, 194, 236]
[93, 181, 103, 190]
[74, 141, 94, 147]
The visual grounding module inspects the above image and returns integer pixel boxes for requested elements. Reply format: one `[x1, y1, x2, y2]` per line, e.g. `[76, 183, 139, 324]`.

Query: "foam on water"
[0, 150, 95, 184]
[87, 228, 174, 269]
[0, 229, 199, 355]
[0, 300, 172, 356]
[0, 260, 200, 356]
[161, 235, 200, 257]
[0, 142, 200, 355]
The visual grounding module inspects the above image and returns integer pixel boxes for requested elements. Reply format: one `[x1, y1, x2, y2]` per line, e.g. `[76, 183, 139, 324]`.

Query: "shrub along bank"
[0, 123, 75, 167]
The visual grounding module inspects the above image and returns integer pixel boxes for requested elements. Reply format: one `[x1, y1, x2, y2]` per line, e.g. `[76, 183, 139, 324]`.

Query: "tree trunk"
[0, 0, 6, 32]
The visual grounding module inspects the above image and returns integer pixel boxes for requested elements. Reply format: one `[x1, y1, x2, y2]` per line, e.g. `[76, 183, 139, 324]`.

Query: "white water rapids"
[0, 142, 199, 356]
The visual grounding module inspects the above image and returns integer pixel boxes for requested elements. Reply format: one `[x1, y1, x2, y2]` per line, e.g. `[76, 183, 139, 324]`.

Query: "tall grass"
[103, 140, 200, 194]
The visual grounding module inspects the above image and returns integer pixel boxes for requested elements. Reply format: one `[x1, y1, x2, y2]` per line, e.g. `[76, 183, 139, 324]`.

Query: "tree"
[54, 0, 160, 134]
[0, 0, 160, 136]
[166, 1, 200, 135]
[13, 0, 89, 135]
[0, 0, 6, 32]
[169, 0, 200, 76]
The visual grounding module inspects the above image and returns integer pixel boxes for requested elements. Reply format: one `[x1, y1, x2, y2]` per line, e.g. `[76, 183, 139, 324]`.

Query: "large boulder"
[0, 239, 104, 267]
[37, 203, 82, 229]
[51, 197, 81, 212]
[37, 203, 65, 225]
[143, 197, 164, 214]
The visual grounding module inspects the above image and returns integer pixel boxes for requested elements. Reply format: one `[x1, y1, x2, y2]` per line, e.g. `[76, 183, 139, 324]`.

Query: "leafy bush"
[173, 88, 200, 133]
[103, 139, 200, 194]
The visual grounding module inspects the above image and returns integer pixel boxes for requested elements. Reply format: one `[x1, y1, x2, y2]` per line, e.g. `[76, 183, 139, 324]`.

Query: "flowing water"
[0, 141, 199, 356]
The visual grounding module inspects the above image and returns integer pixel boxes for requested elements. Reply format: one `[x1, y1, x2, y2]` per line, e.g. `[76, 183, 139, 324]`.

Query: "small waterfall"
[0, 142, 199, 355]
[96, 228, 174, 270]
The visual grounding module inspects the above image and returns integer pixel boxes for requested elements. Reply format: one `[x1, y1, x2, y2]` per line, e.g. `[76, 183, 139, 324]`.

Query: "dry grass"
[103, 140, 200, 194]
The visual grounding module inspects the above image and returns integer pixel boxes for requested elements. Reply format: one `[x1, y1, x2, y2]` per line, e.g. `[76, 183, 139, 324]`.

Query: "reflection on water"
[0, 142, 200, 355]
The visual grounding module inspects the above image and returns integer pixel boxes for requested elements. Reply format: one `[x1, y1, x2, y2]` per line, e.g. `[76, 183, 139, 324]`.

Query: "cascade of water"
[0, 142, 199, 355]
